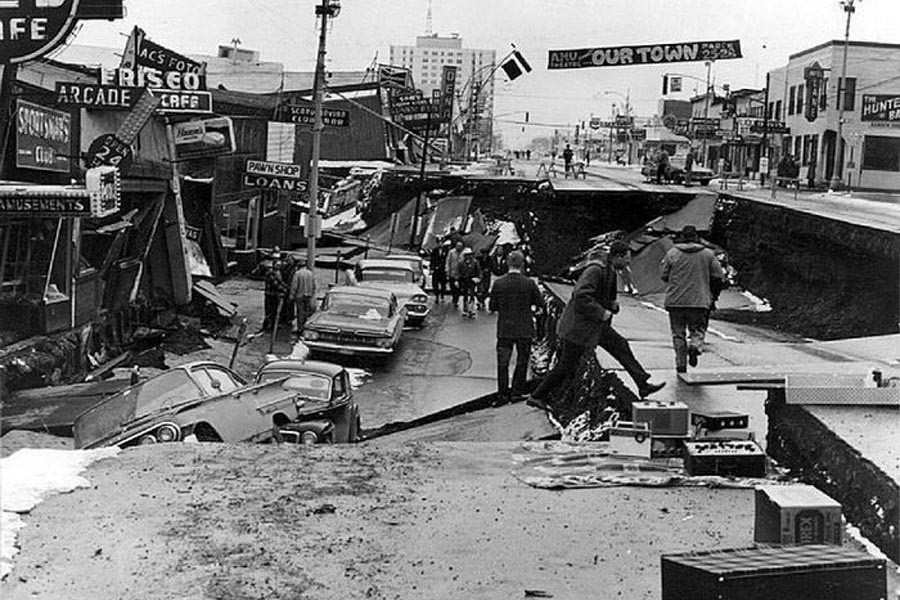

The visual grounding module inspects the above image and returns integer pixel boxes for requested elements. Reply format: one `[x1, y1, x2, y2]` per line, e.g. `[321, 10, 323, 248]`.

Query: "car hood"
[356, 281, 425, 302]
[306, 311, 393, 334]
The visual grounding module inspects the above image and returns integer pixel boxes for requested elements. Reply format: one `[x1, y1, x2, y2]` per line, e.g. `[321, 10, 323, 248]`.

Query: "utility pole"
[761, 71, 771, 186]
[410, 110, 431, 247]
[702, 60, 712, 168]
[830, 0, 857, 191]
[307, 0, 340, 271]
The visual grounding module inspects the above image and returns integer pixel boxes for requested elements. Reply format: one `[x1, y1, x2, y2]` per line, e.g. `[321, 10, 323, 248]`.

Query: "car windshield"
[259, 372, 332, 401]
[326, 293, 390, 319]
[359, 268, 414, 283]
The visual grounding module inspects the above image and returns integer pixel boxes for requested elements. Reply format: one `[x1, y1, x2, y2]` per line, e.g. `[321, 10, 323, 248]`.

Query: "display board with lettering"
[548, 40, 742, 70]
[15, 99, 72, 172]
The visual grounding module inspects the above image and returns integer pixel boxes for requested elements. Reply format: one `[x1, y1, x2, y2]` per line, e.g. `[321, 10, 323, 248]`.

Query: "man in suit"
[489, 251, 544, 405]
[527, 240, 665, 411]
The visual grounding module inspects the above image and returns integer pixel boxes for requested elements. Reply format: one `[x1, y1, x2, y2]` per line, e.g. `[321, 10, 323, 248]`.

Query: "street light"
[830, 0, 859, 191]
[605, 90, 632, 164]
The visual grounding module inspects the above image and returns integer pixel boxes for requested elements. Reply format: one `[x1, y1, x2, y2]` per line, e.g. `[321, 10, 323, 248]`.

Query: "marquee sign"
[861, 94, 900, 122]
[548, 39, 742, 70]
[0, 0, 81, 64]
[15, 99, 72, 173]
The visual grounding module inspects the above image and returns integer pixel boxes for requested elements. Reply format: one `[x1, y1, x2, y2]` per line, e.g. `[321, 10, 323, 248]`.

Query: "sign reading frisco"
[243, 160, 307, 192]
[548, 39, 742, 70]
[861, 94, 900, 122]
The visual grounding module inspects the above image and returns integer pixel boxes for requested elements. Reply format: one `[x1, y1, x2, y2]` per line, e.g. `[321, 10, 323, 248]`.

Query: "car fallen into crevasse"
[255, 358, 361, 444]
[300, 285, 405, 357]
[72, 361, 345, 449]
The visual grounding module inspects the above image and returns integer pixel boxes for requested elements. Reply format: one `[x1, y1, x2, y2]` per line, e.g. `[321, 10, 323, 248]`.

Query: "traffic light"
[662, 75, 669, 95]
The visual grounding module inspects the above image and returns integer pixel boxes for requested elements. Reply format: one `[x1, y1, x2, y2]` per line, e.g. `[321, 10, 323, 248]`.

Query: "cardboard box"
[632, 400, 689, 436]
[684, 440, 767, 478]
[754, 484, 843, 545]
[661, 544, 885, 600]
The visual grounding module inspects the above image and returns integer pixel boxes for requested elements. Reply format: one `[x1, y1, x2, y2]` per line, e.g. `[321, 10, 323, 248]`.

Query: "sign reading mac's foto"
[15, 99, 71, 173]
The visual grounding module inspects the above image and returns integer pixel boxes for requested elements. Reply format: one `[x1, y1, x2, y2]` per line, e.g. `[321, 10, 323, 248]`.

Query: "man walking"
[458, 247, 481, 317]
[656, 148, 670, 184]
[445, 240, 465, 308]
[489, 251, 544, 405]
[660, 226, 725, 373]
[262, 257, 290, 332]
[562, 143, 574, 177]
[430, 239, 450, 302]
[683, 148, 695, 187]
[527, 241, 665, 411]
[290, 256, 316, 334]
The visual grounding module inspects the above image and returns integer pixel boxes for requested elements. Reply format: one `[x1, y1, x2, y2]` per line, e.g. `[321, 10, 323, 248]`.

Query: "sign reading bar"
[548, 39, 742, 70]
[15, 99, 71, 173]
[282, 104, 350, 127]
[861, 94, 900, 122]
[1, 0, 81, 64]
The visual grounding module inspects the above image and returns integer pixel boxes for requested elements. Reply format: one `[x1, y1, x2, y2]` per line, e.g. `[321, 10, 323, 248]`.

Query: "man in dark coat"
[527, 241, 665, 411]
[430, 239, 450, 302]
[489, 251, 544, 405]
[262, 257, 290, 331]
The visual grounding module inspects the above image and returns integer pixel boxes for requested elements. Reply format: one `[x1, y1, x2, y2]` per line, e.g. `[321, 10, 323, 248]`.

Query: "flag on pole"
[501, 50, 532, 81]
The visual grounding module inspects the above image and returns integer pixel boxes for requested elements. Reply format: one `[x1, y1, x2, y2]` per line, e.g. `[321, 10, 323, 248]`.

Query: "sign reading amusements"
[0, 0, 80, 64]
[548, 39, 742, 70]
[861, 94, 900, 122]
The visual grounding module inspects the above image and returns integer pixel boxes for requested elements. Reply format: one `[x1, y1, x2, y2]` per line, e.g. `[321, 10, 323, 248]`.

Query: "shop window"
[788, 86, 795, 115]
[862, 135, 900, 171]
[795, 84, 804, 116]
[0, 220, 70, 298]
[820, 78, 828, 109]
[775, 100, 782, 121]
[836, 77, 856, 111]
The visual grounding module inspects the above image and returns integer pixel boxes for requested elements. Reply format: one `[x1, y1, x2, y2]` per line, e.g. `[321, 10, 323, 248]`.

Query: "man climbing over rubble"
[660, 225, 725, 373]
[526, 241, 665, 411]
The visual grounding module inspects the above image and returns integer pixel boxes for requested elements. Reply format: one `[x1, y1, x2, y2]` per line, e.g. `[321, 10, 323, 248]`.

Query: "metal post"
[830, 0, 855, 191]
[410, 109, 430, 247]
[702, 60, 712, 168]
[760, 72, 771, 186]
[307, 0, 336, 273]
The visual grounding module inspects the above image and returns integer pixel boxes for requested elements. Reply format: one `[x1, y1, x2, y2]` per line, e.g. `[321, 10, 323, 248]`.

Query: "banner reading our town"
[548, 39, 742, 70]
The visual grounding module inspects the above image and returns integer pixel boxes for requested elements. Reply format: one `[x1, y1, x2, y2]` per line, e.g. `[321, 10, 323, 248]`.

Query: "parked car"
[255, 359, 360, 443]
[73, 361, 309, 449]
[642, 156, 714, 186]
[382, 253, 428, 288]
[354, 258, 432, 325]
[301, 285, 405, 356]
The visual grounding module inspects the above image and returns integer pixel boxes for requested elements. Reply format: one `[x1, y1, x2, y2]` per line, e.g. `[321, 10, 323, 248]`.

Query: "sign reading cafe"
[548, 39, 742, 70]
[0, 0, 81, 64]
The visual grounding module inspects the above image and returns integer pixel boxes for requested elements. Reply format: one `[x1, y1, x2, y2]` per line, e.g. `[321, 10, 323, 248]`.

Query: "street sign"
[246, 160, 303, 179]
[173, 117, 236, 159]
[1, 0, 81, 64]
[281, 104, 350, 127]
[55, 82, 138, 110]
[15, 99, 72, 173]
[154, 90, 213, 114]
[861, 94, 900, 122]
[85, 133, 133, 171]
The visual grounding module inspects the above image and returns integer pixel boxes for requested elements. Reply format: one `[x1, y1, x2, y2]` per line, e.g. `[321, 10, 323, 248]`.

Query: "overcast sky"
[70, 0, 900, 148]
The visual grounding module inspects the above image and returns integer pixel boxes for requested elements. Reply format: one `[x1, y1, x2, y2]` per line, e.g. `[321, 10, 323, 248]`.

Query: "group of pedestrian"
[261, 253, 316, 334]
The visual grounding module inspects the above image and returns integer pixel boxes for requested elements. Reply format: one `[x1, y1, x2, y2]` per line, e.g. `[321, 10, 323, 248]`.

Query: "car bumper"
[405, 305, 431, 321]
[304, 340, 395, 355]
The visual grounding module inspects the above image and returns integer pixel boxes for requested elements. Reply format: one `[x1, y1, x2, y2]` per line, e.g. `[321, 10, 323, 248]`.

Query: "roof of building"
[789, 39, 900, 61]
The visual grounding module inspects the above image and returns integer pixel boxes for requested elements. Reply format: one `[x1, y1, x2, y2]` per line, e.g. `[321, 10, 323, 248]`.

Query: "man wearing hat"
[290, 256, 316, 334]
[263, 254, 290, 331]
[660, 226, 725, 372]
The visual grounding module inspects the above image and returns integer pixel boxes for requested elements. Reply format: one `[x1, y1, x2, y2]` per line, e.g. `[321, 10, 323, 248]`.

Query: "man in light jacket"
[445, 240, 465, 309]
[290, 257, 317, 334]
[660, 225, 725, 373]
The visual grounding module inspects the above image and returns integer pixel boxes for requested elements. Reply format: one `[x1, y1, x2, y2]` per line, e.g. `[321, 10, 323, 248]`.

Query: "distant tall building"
[390, 34, 497, 156]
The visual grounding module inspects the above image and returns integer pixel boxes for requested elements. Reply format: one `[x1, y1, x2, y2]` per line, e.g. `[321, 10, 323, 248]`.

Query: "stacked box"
[661, 544, 885, 600]
[608, 421, 651, 459]
[690, 410, 749, 431]
[754, 484, 843, 545]
[631, 400, 690, 436]
[683, 440, 767, 478]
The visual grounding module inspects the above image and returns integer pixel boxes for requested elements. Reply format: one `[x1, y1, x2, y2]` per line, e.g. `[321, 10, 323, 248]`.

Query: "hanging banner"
[15, 99, 72, 173]
[861, 94, 900, 122]
[548, 40, 742, 70]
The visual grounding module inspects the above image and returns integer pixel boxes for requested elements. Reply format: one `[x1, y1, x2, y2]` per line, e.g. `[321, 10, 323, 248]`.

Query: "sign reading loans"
[243, 159, 307, 192]
[861, 94, 900, 122]
[15, 99, 71, 172]
[0, 0, 80, 64]
[548, 40, 742, 70]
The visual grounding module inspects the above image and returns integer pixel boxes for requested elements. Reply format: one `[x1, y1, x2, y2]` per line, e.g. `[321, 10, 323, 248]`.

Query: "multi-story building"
[389, 34, 497, 158]
[768, 40, 900, 191]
